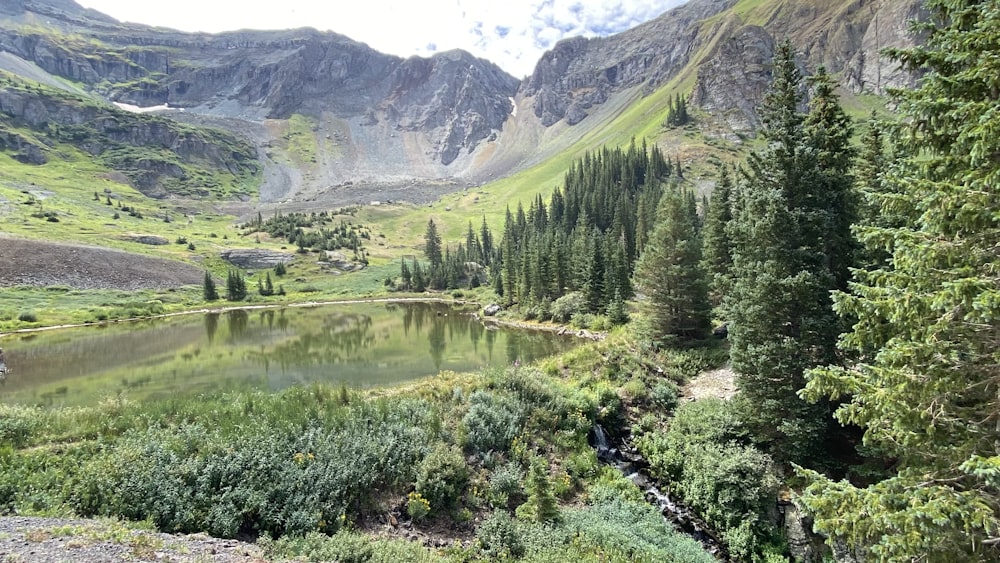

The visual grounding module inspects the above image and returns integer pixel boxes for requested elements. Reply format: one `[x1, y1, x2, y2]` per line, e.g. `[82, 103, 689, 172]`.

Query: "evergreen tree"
[202, 271, 219, 302]
[800, 3, 1000, 559]
[725, 41, 851, 463]
[225, 270, 247, 301]
[804, 66, 857, 292]
[411, 259, 427, 292]
[424, 219, 443, 267]
[516, 457, 561, 523]
[701, 166, 734, 307]
[400, 258, 412, 290]
[635, 188, 710, 343]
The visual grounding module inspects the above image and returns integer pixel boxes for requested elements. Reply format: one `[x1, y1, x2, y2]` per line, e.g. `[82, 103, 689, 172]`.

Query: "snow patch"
[509, 97, 517, 117]
[113, 102, 180, 114]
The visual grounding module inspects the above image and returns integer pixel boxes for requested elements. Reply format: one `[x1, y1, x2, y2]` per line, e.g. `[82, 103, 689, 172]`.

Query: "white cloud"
[76, 0, 689, 77]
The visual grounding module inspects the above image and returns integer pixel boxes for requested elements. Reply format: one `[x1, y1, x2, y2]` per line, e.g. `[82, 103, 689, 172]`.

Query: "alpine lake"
[0, 301, 579, 407]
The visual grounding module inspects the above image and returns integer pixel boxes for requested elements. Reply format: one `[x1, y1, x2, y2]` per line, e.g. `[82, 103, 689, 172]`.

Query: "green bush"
[477, 510, 524, 558]
[487, 461, 524, 508]
[68, 398, 435, 538]
[677, 443, 779, 561]
[462, 391, 527, 454]
[17, 311, 38, 323]
[649, 381, 679, 411]
[551, 292, 586, 323]
[636, 399, 781, 562]
[415, 444, 469, 515]
[261, 530, 440, 563]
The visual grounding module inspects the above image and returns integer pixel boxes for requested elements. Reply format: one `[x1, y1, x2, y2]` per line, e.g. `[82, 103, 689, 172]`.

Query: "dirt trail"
[681, 366, 737, 401]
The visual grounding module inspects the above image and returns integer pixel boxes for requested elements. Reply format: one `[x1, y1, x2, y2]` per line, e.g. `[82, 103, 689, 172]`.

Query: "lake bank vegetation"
[0, 333, 732, 562]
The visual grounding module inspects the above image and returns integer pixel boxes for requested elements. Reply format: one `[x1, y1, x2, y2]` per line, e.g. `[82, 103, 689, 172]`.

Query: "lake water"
[0, 301, 578, 407]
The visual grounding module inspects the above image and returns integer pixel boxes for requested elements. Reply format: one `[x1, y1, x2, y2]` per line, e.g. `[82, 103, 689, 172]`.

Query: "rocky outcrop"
[523, 0, 737, 127]
[220, 249, 294, 270]
[844, 0, 928, 94]
[690, 25, 775, 132]
[522, 0, 921, 132]
[0, 127, 47, 164]
[0, 79, 258, 195]
[319, 251, 364, 273]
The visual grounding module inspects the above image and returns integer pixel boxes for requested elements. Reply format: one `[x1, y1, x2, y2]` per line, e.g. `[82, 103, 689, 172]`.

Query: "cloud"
[77, 0, 690, 77]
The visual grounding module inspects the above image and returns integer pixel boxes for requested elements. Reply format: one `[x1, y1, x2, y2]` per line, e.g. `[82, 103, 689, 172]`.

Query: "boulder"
[483, 304, 502, 316]
[319, 250, 365, 273]
[220, 248, 294, 269]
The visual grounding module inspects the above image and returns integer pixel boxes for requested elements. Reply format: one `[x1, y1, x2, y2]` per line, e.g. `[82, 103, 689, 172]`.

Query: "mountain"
[0, 0, 922, 206]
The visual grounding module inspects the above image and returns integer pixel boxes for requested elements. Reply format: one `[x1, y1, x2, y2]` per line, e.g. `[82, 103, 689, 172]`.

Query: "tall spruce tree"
[424, 218, 442, 267]
[799, 2, 1000, 559]
[203, 271, 219, 302]
[701, 166, 734, 307]
[725, 40, 851, 463]
[635, 188, 710, 343]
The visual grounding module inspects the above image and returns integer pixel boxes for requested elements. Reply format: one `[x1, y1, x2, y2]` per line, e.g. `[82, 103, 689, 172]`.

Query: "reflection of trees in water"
[412, 304, 426, 333]
[506, 332, 522, 365]
[428, 317, 446, 371]
[251, 313, 376, 371]
[485, 328, 496, 363]
[226, 310, 249, 341]
[259, 309, 275, 330]
[402, 305, 412, 336]
[205, 313, 219, 343]
[469, 317, 484, 353]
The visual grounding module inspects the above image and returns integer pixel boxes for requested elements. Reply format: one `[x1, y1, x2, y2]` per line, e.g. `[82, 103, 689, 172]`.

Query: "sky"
[75, 0, 689, 77]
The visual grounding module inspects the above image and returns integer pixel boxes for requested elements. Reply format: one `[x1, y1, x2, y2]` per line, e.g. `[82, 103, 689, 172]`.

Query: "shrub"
[636, 399, 781, 562]
[406, 492, 431, 521]
[649, 381, 679, 412]
[261, 530, 439, 563]
[17, 311, 38, 323]
[415, 444, 469, 515]
[462, 391, 527, 454]
[551, 292, 586, 323]
[676, 442, 779, 561]
[570, 312, 594, 329]
[477, 510, 524, 558]
[487, 461, 524, 508]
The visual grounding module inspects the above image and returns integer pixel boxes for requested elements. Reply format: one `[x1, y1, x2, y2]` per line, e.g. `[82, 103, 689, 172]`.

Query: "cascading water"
[590, 424, 730, 561]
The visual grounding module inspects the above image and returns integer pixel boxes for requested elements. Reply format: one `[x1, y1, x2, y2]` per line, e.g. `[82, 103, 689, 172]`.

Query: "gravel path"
[0, 517, 265, 563]
[681, 366, 736, 401]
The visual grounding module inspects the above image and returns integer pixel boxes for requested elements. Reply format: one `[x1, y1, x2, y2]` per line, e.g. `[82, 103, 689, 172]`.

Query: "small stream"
[591, 424, 731, 561]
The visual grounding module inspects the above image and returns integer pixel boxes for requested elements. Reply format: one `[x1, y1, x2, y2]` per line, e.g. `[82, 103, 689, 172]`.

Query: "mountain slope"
[0, 0, 922, 211]
[0, 0, 519, 204]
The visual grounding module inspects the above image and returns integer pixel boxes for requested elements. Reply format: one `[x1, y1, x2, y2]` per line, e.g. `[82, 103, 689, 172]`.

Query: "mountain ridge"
[0, 0, 922, 206]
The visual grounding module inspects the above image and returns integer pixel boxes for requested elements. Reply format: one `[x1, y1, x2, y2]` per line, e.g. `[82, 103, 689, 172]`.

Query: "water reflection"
[0, 302, 578, 407]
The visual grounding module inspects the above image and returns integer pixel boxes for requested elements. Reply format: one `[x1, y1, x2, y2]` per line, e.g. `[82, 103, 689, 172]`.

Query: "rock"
[690, 25, 776, 134]
[128, 235, 169, 246]
[483, 304, 501, 316]
[712, 323, 729, 339]
[782, 501, 828, 563]
[319, 250, 365, 273]
[220, 248, 294, 269]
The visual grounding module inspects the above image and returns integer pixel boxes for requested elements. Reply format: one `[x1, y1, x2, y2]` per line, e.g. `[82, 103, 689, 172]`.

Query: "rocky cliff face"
[522, 0, 922, 134]
[523, 0, 738, 127]
[0, 75, 258, 197]
[0, 2, 518, 171]
[0, 0, 925, 203]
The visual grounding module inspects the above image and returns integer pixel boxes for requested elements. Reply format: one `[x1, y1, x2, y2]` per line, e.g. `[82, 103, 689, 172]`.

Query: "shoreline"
[0, 296, 606, 341]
